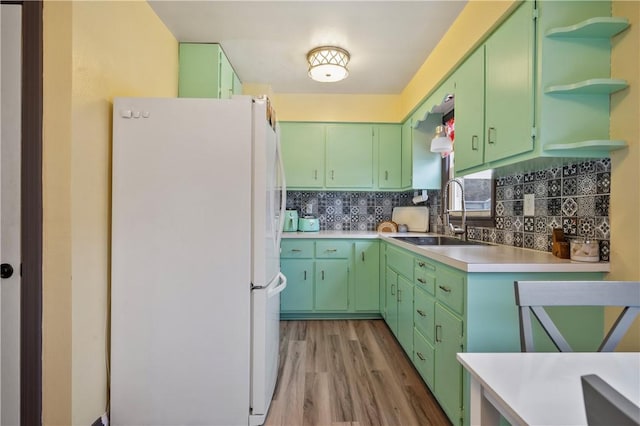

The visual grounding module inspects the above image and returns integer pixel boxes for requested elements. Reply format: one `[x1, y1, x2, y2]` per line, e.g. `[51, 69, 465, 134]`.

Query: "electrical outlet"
[524, 194, 535, 216]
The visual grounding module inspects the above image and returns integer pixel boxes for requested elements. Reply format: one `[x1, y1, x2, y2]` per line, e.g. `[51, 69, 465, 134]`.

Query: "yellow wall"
[610, 0, 640, 351]
[42, 1, 178, 424]
[273, 0, 518, 123]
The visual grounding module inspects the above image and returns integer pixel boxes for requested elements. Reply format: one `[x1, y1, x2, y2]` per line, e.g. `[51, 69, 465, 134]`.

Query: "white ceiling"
[148, 1, 467, 94]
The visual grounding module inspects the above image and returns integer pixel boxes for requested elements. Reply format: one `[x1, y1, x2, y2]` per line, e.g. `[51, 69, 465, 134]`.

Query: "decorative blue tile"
[548, 179, 561, 197]
[595, 158, 611, 173]
[562, 177, 577, 196]
[514, 232, 524, 247]
[547, 216, 562, 234]
[495, 217, 505, 229]
[534, 181, 548, 198]
[524, 217, 535, 232]
[549, 166, 562, 179]
[535, 198, 548, 216]
[523, 183, 534, 195]
[562, 197, 578, 216]
[577, 174, 597, 195]
[524, 172, 535, 183]
[548, 198, 562, 216]
[562, 217, 577, 236]
[599, 240, 610, 261]
[504, 185, 515, 200]
[577, 217, 595, 238]
[496, 187, 505, 200]
[597, 172, 610, 194]
[513, 217, 523, 232]
[563, 163, 578, 177]
[595, 217, 610, 239]
[534, 234, 549, 251]
[514, 184, 524, 200]
[523, 233, 535, 248]
[578, 160, 596, 175]
[577, 196, 596, 217]
[535, 170, 548, 181]
[535, 216, 547, 234]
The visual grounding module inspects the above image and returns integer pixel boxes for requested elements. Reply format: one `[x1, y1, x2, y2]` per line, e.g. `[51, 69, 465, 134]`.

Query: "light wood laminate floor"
[265, 320, 451, 426]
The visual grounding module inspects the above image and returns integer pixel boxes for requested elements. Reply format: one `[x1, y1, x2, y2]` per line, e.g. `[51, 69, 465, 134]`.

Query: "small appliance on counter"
[298, 216, 320, 232]
[283, 210, 299, 232]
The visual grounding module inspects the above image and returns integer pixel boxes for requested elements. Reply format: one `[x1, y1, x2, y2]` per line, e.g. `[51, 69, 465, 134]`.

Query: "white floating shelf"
[546, 17, 630, 38]
[545, 78, 628, 95]
[545, 140, 628, 153]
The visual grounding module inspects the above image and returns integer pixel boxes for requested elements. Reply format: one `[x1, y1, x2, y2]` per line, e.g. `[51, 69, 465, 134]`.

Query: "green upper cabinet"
[378, 125, 403, 189]
[401, 120, 413, 188]
[354, 241, 380, 311]
[483, 0, 535, 163]
[453, 47, 485, 172]
[326, 124, 374, 188]
[178, 43, 241, 99]
[280, 122, 405, 191]
[280, 122, 325, 188]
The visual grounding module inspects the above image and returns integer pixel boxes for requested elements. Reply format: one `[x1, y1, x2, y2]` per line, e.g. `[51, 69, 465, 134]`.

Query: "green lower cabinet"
[435, 303, 464, 425]
[280, 239, 380, 318]
[280, 259, 314, 312]
[385, 268, 399, 335]
[413, 328, 435, 389]
[397, 276, 414, 356]
[315, 259, 349, 311]
[355, 241, 380, 311]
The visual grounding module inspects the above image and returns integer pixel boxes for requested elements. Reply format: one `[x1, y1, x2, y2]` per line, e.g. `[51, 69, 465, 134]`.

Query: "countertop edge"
[282, 231, 610, 273]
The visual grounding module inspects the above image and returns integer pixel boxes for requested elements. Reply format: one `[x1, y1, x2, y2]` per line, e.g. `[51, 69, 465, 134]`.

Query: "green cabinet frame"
[178, 43, 242, 99]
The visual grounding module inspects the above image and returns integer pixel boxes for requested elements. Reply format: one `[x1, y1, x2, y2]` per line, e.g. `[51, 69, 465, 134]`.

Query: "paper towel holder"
[412, 190, 428, 205]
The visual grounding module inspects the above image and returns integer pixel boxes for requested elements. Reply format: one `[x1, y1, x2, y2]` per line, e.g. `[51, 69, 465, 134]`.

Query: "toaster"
[298, 216, 320, 232]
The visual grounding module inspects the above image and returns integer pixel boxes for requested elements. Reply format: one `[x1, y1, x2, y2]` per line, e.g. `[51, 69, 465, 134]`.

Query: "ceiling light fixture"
[430, 125, 453, 153]
[307, 46, 350, 83]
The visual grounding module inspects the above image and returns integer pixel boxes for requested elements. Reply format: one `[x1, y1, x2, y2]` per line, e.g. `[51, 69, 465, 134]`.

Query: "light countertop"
[282, 231, 610, 274]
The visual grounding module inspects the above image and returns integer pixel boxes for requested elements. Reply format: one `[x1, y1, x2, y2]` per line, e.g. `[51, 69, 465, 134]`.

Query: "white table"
[457, 352, 640, 425]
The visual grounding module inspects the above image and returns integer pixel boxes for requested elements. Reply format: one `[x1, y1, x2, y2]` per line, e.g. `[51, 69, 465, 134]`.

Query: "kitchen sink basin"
[392, 236, 489, 246]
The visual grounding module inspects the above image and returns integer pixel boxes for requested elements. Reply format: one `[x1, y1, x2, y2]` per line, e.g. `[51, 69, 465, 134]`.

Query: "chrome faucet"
[442, 178, 467, 240]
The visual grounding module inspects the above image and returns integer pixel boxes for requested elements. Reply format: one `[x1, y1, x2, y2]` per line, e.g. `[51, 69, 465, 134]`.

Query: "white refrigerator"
[110, 96, 286, 425]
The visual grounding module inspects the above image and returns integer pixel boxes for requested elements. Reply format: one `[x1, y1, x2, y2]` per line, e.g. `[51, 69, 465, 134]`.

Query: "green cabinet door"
[401, 120, 413, 189]
[454, 47, 485, 172]
[378, 125, 402, 189]
[385, 268, 398, 335]
[280, 123, 325, 188]
[397, 275, 414, 356]
[354, 241, 380, 311]
[325, 124, 374, 188]
[484, 1, 535, 163]
[280, 259, 314, 312]
[315, 259, 349, 311]
[178, 43, 220, 98]
[232, 72, 242, 96]
[219, 50, 234, 99]
[434, 303, 463, 425]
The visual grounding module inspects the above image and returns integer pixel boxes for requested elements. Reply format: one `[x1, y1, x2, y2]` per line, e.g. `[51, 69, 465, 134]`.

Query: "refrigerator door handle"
[267, 272, 287, 298]
[275, 130, 287, 251]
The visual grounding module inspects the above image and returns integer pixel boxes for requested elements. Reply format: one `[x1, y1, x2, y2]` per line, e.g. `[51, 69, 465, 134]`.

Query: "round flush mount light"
[307, 46, 350, 83]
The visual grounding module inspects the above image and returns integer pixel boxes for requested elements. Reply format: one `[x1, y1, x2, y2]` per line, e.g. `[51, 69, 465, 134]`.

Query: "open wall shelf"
[545, 78, 628, 95]
[546, 17, 629, 39]
[545, 139, 628, 154]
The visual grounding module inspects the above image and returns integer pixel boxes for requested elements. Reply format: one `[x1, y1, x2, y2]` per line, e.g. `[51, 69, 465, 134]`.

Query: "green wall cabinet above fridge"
[178, 43, 242, 99]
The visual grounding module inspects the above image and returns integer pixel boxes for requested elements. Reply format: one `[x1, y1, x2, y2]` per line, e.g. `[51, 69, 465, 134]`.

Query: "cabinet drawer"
[414, 266, 435, 295]
[387, 245, 414, 280]
[315, 241, 351, 258]
[414, 287, 435, 342]
[280, 240, 314, 258]
[413, 329, 435, 389]
[435, 267, 465, 315]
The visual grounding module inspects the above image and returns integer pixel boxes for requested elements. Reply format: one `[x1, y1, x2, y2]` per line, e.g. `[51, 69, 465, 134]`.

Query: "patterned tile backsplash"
[285, 190, 441, 231]
[467, 158, 611, 261]
[285, 158, 611, 261]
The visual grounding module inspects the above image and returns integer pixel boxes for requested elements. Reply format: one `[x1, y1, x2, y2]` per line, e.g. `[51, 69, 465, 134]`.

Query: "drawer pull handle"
[416, 352, 426, 361]
[416, 309, 426, 317]
[417, 278, 426, 284]
[488, 127, 497, 145]
[391, 284, 395, 296]
[291, 249, 301, 252]
[385, 170, 389, 180]
[326, 249, 337, 253]
[418, 261, 425, 267]
[438, 285, 452, 293]
[314, 169, 318, 180]
[361, 252, 365, 262]
[418, 261, 436, 271]
[321, 270, 325, 280]
[304, 270, 307, 280]
[471, 135, 479, 151]
[436, 325, 442, 343]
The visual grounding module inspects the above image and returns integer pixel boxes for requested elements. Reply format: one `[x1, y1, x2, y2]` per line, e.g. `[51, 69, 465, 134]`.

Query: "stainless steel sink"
[392, 236, 489, 246]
